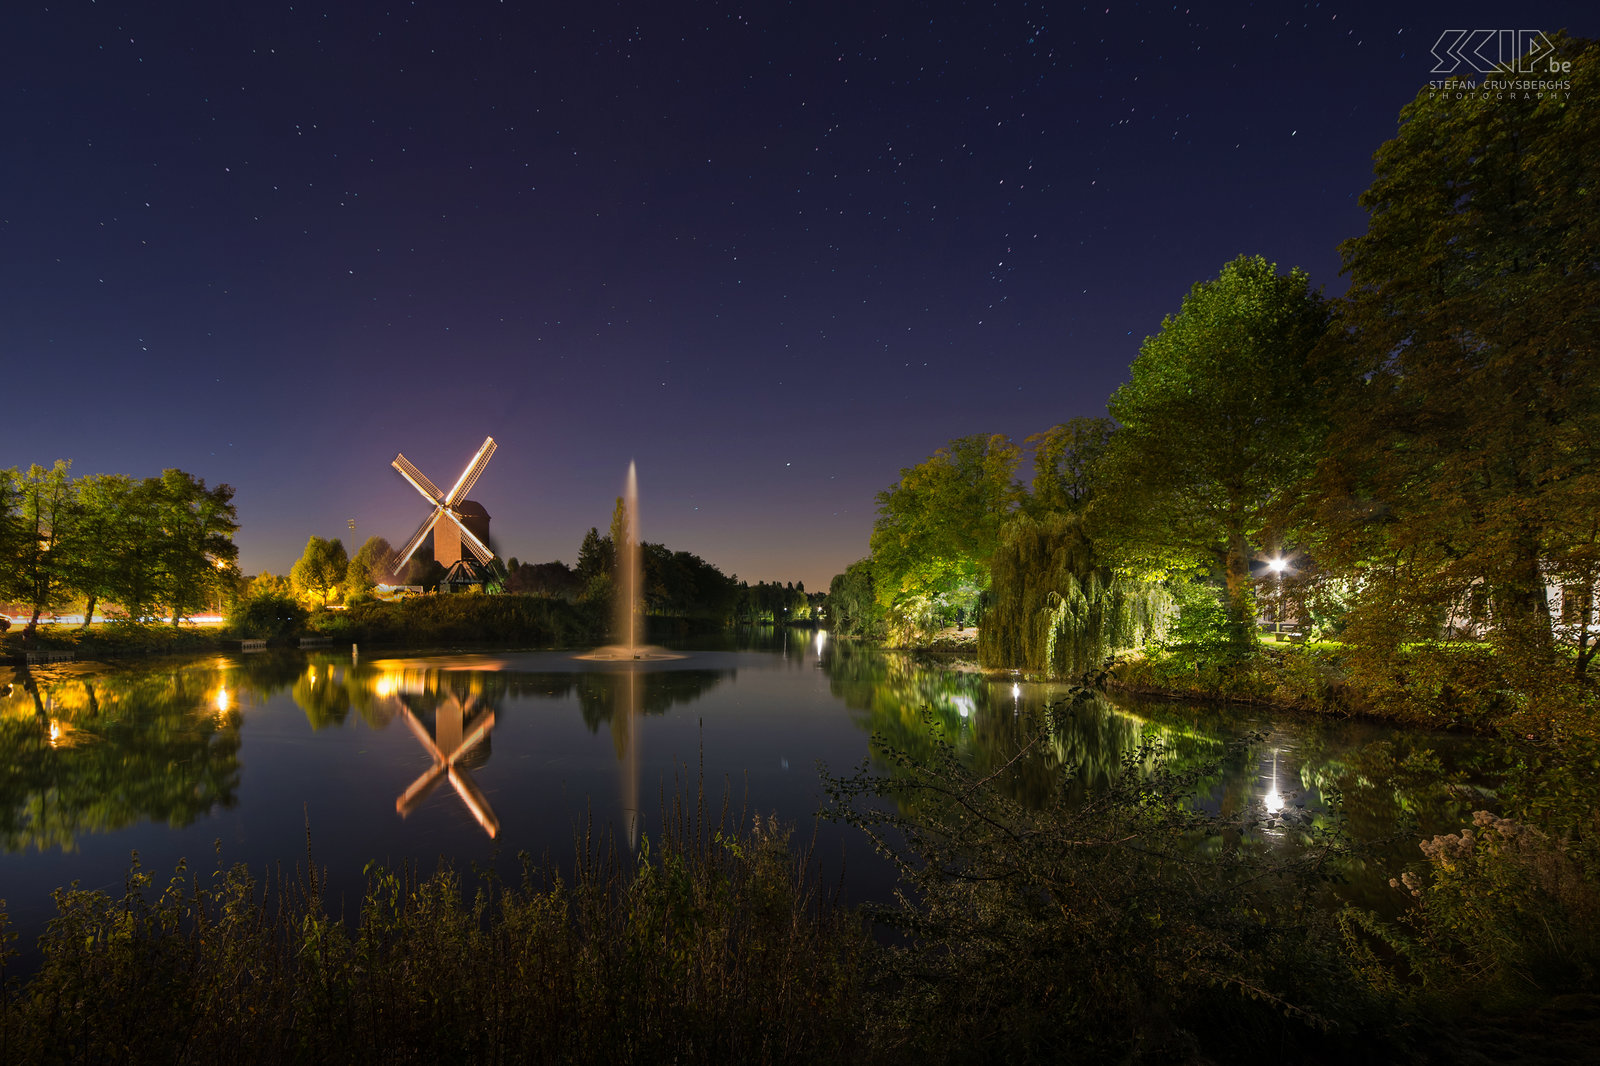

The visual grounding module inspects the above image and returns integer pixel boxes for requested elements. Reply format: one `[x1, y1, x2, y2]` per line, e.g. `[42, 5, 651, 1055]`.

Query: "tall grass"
[0, 787, 870, 1065]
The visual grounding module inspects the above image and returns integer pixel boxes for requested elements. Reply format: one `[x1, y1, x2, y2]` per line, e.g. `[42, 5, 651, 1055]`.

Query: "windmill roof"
[455, 500, 490, 519]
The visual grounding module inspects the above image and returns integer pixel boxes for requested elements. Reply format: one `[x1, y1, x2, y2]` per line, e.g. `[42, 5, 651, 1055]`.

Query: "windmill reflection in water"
[383, 672, 501, 838]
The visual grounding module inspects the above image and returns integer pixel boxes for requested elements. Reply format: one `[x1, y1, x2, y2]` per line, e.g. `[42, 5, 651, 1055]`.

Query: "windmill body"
[392, 436, 498, 574]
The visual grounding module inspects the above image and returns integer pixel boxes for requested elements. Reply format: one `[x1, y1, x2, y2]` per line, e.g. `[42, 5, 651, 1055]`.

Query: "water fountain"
[576, 462, 681, 663]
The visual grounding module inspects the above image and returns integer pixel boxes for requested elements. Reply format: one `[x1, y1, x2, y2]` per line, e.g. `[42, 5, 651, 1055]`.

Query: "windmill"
[392, 436, 498, 576]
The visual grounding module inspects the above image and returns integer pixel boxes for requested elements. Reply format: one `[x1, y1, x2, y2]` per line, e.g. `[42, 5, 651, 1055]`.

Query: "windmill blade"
[447, 712, 496, 767]
[394, 510, 443, 569]
[443, 436, 497, 505]
[449, 767, 500, 838]
[393, 453, 444, 503]
[444, 510, 495, 564]
[396, 765, 447, 817]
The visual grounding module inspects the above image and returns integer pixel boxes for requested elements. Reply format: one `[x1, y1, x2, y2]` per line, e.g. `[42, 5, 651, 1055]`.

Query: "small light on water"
[214, 687, 230, 715]
[1012, 683, 1021, 700]
[1263, 749, 1284, 813]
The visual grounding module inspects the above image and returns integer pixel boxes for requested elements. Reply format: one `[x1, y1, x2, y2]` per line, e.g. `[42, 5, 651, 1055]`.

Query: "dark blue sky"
[2, 0, 1588, 589]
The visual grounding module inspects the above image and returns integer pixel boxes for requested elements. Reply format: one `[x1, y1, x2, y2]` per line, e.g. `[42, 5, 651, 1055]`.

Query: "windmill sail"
[389, 436, 498, 573]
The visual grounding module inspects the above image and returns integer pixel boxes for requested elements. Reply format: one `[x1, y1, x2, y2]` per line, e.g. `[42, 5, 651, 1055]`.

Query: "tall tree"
[869, 434, 1022, 641]
[10, 461, 76, 636]
[290, 536, 348, 607]
[345, 535, 397, 599]
[1097, 255, 1329, 648]
[62, 473, 137, 628]
[827, 559, 883, 639]
[154, 470, 239, 624]
[1324, 33, 1600, 677]
[1024, 418, 1115, 516]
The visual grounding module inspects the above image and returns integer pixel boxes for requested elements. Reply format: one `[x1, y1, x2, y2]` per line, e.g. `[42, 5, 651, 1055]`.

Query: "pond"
[0, 630, 1494, 960]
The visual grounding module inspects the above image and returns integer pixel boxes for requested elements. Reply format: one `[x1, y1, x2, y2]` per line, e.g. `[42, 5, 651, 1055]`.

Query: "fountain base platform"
[572, 645, 686, 662]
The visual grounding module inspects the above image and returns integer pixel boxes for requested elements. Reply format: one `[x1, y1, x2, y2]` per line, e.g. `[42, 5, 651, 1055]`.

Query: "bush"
[228, 594, 309, 640]
[1348, 810, 1600, 1013]
[313, 594, 597, 647]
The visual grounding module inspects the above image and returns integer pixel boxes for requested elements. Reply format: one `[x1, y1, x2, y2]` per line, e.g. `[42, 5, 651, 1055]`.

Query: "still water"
[1, 631, 1490, 953]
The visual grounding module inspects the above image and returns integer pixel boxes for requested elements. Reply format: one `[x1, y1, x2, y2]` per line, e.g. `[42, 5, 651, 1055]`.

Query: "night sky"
[3, 0, 1589, 591]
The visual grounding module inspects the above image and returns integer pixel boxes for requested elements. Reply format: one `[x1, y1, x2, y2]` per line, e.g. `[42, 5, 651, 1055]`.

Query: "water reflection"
[0, 639, 1499, 911]
[0, 662, 243, 852]
[391, 672, 500, 838]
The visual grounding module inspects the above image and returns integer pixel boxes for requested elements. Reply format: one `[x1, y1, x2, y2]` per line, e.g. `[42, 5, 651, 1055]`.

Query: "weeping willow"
[979, 513, 1172, 677]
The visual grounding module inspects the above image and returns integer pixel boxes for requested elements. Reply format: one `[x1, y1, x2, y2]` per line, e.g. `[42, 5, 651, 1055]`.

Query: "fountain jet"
[616, 461, 641, 656]
[575, 462, 681, 663]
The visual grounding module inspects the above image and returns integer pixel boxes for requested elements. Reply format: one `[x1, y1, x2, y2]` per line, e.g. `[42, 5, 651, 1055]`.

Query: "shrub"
[1348, 810, 1600, 1012]
[228, 594, 309, 640]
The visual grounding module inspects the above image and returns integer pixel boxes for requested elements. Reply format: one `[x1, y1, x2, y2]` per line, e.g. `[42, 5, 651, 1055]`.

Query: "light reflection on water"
[1, 634, 1493, 953]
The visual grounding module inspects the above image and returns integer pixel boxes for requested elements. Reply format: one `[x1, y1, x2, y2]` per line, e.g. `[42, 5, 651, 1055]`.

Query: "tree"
[345, 536, 397, 600]
[10, 461, 76, 636]
[290, 536, 348, 607]
[826, 559, 883, 639]
[1097, 255, 1329, 650]
[1024, 418, 1115, 517]
[980, 512, 1171, 677]
[1322, 33, 1600, 678]
[99, 476, 167, 623]
[153, 470, 239, 624]
[62, 473, 135, 627]
[869, 434, 1022, 642]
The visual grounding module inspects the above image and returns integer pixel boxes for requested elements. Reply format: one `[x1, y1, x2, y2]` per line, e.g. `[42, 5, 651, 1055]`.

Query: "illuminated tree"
[154, 469, 239, 624]
[1320, 33, 1600, 677]
[1097, 255, 1329, 650]
[9, 460, 76, 635]
[290, 535, 349, 607]
[1024, 418, 1115, 517]
[345, 535, 398, 600]
[870, 434, 1022, 641]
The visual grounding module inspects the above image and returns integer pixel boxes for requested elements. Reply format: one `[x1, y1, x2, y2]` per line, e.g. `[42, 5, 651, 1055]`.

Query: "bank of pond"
[0, 635, 1596, 1063]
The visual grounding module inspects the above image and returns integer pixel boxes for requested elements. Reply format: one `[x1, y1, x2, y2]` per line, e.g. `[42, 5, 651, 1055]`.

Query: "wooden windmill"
[392, 436, 498, 572]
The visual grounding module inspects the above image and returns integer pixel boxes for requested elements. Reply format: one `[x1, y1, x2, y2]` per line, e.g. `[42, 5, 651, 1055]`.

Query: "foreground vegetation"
[3, 687, 1597, 1064]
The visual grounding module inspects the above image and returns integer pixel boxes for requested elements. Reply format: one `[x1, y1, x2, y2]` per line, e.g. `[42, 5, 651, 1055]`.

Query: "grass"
[0, 787, 871, 1065]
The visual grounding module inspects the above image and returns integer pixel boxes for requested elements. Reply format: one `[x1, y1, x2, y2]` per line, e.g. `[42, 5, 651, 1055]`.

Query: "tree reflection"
[0, 663, 242, 853]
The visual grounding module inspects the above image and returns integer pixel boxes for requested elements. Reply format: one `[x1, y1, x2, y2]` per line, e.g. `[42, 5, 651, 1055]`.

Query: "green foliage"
[0, 800, 870, 1064]
[228, 593, 309, 640]
[1024, 417, 1114, 516]
[1320, 33, 1600, 681]
[5, 460, 75, 633]
[312, 593, 597, 647]
[824, 695, 1375, 1062]
[344, 536, 397, 601]
[870, 433, 1022, 643]
[152, 469, 240, 624]
[0, 463, 238, 630]
[980, 513, 1170, 677]
[1097, 254, 1329, 645]
[1161, 578, 1239, 668]
[826, 558, 884, 639]
[1114, 643, 1350, 712]
[290, 535, 348, 607]
[1349, 810, 1600, 1013]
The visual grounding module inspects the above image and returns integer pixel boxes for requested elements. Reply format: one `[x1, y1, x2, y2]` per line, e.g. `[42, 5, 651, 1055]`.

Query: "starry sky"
[2, 0, 1589, 591]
